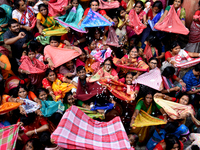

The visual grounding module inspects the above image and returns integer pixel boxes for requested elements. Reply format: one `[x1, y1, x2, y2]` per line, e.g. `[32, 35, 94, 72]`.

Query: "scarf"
[0, 102, 21, 115]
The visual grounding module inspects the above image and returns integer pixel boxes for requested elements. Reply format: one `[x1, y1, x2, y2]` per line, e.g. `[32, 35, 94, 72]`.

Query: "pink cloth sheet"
[48, 0, 68, 16]
[99, 0, 120, 9]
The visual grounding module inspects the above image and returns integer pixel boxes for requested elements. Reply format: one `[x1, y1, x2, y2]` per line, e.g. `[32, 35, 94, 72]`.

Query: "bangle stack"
[34, 129, 37, 134]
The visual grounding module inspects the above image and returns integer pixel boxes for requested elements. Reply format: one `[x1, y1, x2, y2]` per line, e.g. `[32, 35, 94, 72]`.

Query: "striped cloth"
[51, 105, 134, 150]
[0, 124, 19, 150]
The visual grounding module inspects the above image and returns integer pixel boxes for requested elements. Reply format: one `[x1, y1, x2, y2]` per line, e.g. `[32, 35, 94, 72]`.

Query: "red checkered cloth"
[51, 105, 134, 150]
[0, 124, 19, 150]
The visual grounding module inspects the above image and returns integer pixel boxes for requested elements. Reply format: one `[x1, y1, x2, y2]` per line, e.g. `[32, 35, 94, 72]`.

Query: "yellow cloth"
[154, 98, 195, 120]
[52, 79, 76, 101]
[118, 14, 129, 27]
[36, 12, 46, 24]
[126, 0, 135, 12]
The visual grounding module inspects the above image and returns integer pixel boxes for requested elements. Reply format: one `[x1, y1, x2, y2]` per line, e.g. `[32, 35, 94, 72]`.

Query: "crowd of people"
[0, 0, 200, 149]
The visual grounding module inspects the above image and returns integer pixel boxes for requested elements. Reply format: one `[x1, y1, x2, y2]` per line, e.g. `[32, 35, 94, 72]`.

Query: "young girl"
[24, 138, 41, 150]
[84, 38, 97, 55]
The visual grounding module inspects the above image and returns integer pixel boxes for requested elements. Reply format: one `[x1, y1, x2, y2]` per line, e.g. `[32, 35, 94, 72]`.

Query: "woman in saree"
[42, 68, 76, 102]
[155, 0, 186, 26]
[36, 4, 69, 37]
[12, 0, 36, 31]
[57, 0, 84, 32]
[113, 46, 149, 79]
[130, 91, 167, 143]
[185, 1, 200, 53]
[127, 1, 147, 38]
[0, 4, 12, 42]
[59, 60, 77, 79]
[153, 134, 184, 150]
[87, 57, 118, 82]
[141, 1, 164, 43]
[77, 0, 113, 34]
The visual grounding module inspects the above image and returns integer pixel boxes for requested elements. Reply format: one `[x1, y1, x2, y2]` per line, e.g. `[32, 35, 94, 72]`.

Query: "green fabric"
[64, 100, 83, 111]
[40, 100, 65, 117]
[135, 99, 162, 114]
[36, 35, 50, 45]
[58, 4, 84, 30]
[165, 5, 171, 11]
[0, 4, 12, 42]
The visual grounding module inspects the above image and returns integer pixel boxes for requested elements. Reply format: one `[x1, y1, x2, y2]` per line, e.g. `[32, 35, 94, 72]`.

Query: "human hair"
[38, 3, 48, 11]
[45, 68, 56, 77]
[165, 134, 181, 150]
[36, 88, 48, 97]
[0, 81, 5, 97]
[128, 46, 139, 54]
[80, 48, 87, 55]
[89, 0, 99, 7]
[15, 83, 28, 96]
[134, 1, 144, 9]
[164, 122, 179, 133]
[152, 1, 163, 10]
[191, 145, 200, 150]
[174, 0, 184, 4]
[149, 57, 158, 63]
[144, 90, 154, 98]
[26, 138, 41, 150]
[116, 6, 125, 16]
[71, 0, 80, 3]
[28, 41, 39, 51]
[26, 47, 36, 54]
[170, 41, 179, 51]
[8, 19, 18, 27]
[194, 63, 200, 72]
[63, 91, 73, 103]
[0, 7, 6, 18]
[39, 131, 51, 146]
[129, 36, 139, 47]
[162, 66, 175, 78]
[49, 36, 61, 43]
[76, 65, 86, 73]
[14, 0, 24, 9]
[102, 57, 116, 69]
[20, 113, 36, 126]
[125, 72, 137, 78]
[111, 16, 119, 22]
[87, 38, 95, 46]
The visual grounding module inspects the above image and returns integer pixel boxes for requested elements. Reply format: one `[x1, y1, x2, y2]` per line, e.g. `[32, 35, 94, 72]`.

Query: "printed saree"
[0, 4, 12, 42]
[131, 99, 166, 143]
[41, 15, 68, 36]
[56, 5, 86, 33]
[52, 79, 76, 101]
[113, 56, 149, 74]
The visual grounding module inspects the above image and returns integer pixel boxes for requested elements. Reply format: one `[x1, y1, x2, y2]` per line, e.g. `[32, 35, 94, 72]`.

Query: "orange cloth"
[0, 102, 21, 115]
[0, 54, 14, 79]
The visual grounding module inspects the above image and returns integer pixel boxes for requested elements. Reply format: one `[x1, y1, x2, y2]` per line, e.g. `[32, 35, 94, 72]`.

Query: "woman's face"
[113, 18, 119, 28]
[152, 6, 160, 14]
[149, 59, 158, 70]
[39, 91, 48, 101]
[89, 41, 96, 50]
[173, 0, 182, 9]
[94, 30, 101, 40]
[104, 60, 112, 72]
[120, 10, 126, 18]
[72, 0, 79, 8]
[28, 52, 35, 61]
[47, 71, 56, 82]
[145, 94, 153, 106]
[171, 143, 179, 150]
[67, 95, 75, 105]
[125, 74, 133, 85]
[18, 87, 28, 98]
[172, 45, 181, 55]
[39, 6, 48, 16]
[25, 141, 34, 150]
[50, 40, 59, 47]
[19, 0, 26, 12]
[91, 1, 99, 12]
[79, 53, 86, 62]
[66, 60, 74, 70]
[179, 95, 189, 105]
[129, 48, 138, 58]
[135, 3, 142, 14]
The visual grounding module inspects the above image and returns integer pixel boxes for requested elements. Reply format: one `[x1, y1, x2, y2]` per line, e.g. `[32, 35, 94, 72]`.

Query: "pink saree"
[48, 0, 68, 16]
[98, 0, 120, 9]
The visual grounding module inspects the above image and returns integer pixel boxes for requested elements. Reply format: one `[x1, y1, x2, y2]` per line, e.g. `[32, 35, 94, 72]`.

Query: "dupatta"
[113, 56, 149, 73]
[105, 27, 120, 47]
[154, 98, 195, 120]
[143, 44, 158, 62]
[98, 0, 120, 9]
[148, 9, 164, 31]
[56, 5, 86, 33]
[44, 45, 82, 68]
[154, 5, 189, 35]
[20, 6, 36, 29]
[19, 56, 47, 74]
[52, 79, 76, 101]
[42, 16, 68, 36]
[80, 9, 112, 29]
[128, 9, 146, 35]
